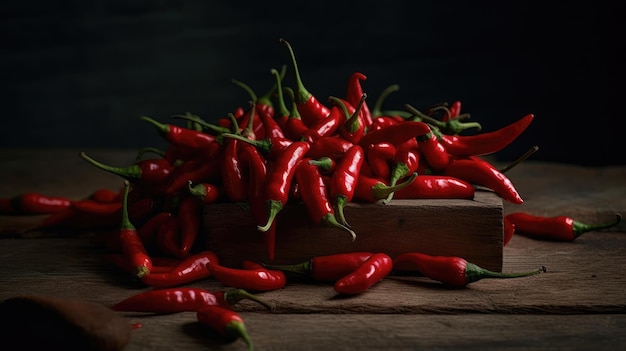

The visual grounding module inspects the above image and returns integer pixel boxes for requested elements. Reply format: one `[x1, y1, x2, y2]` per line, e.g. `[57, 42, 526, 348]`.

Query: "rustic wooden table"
[1, 149, 625, 350]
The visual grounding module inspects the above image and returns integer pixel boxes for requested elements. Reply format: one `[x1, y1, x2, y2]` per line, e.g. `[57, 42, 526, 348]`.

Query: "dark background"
[1, 0, 624, 166]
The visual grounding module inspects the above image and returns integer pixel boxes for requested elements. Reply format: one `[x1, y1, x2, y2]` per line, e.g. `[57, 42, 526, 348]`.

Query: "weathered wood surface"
[1, 149, 626, 350]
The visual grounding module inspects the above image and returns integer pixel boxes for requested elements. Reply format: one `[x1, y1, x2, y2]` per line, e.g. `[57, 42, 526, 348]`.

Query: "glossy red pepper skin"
[505, 212, 622, 241]
[392, 252, 543, 288]
[346, 72, 373, 127]
[80, 152, 173, 186]
[417, 127, 450, 171]
[187, 181, 220, 205]
[141, 250, 218, 288]
[367, 143, 393, 180]
[220, 138, 248, 203]
[503, 216, 515, 246]
[353, 173, 417, 203]
[206, 260, 286, 292]
[334, 253, 393, 295]
[71, 199, 122, 216]
[330, 145, 365, 227]
[118, 181, 152, 278]
[358, 121, 430, 149]
[137, 211, 173, 245]
[339, 94, 367, 144]
[306, 135, 354, 160]
[1, 192, 72, 214]
[264, 252, 373, 282]
[443, 157, 523, 204]
[165, 157, 221, 196]
[140, 116, 221, 157]
[177, 196, 202, 256]
[440, 114, 534, 157]
[196, 305, 254, 350]
[87, 188, 122, 203]
[393, 175, 475, 200]
[302, 103, 345, 142]
[156, 214, 184, 258]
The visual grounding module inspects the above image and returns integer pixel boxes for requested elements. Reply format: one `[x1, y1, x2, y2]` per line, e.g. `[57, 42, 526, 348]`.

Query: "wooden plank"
[204, 190, 503, 272]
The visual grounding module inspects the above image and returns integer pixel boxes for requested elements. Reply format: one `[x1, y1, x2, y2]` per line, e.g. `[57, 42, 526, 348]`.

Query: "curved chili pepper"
[137, 211, 173, 245]
[71, 199, 122, 216]
[301, 97, 346, 142]
[383, 149, 420, 203]
[417, 125, 450, 171]
[330, 145, 365, 227]
[220, 137, 248, 203]
[306, 135, 354, 160]
[103, 253, 173, 275]
[295, 159, 356, 241]
[140, 116, 221, 157]
[112, 287, 271, 314]
[79, 152, 173, 186]
[118, 181, 152, 278]
[1, 192, 72, 214]
[346, 71, 373, 127]
[187, 181, 220, 205]
[358, 120, 430, 149]
[353, 173, 417, 203]
[393, 175, 475, 200]
[392, 252, 545, 288]
[177, 196, 202, 256]
[440, 114, 534, 157]
[505, 212, 622, 242]
[196, 305, 254, 351]
[263, 252, 373, 282]
[369, 116, 401, 132]
[166, 156, 221, 196]
[443, 157, 523, 204]
[206, 260, 287, 292]
[140, 250, 218, 287]
[280, 38, 330, 127]
[257, 141, 310, 232]
[334, 253, 393, 295]
[339, 93, 367, 144]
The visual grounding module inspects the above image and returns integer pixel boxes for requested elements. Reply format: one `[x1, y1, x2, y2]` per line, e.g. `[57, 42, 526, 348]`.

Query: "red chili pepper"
[71, 199, 122, 216]
[1, 192, 72, 214]
[206, 260, 287, 292]
[443, 157, 523, 204]
[334, 253, 393, 295]
[505, 212, 622, 241]
[257, 141, 310, 232]
[346, 72, 373, 127]
[79, 151, 173, 186]
[140, 250, 218, 288]
[339, 93, 367, 144]
[156, 214, 184, 258]
[301, 98, 346, 142]
[329, 145, 365, 227]
[358, 120, 430, 149]
[140, 116, 221, 157]
[417, 125, 450, 171]
[196, 305, 254, 351]
[165, 156, 221, 196]
[263, 252, 373, 282]
[112, 287, 271, 314]
[254, 70, 286, 139]
[306, 135, 354, 160]
[393, 175, 475, 200]
[137, 211, 173, 245]
[366, 142, 394, 180]
[353, 173, 417, 203]
[440, 114, 534, 157]
[221, 132, 293, 161]
[220, 137, 248, 203]
[187, 181, 220, 205]
[392, 252, 545, 288]
[383, 149, 420, 203]
[280, 38, 330, 127]
[282, 86, 311, 141]
[446, 100, 462, 121]
[87, 188, 122, 203]
[369, 115, 401, 131]
[118, 181, 152, 278]
[295, 159, 356, 241]
[177, 196, 202, 256]
[503, 215, 515, 246]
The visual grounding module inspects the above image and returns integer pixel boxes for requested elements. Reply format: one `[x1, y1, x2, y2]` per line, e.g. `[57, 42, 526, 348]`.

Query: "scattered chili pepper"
[1, 192, 72, 215]
[280, 38, 330, 127]
[71, 199, 122, 217]
[112, 287, 272, 314]
[329, 145, 364, 227]
[505, 212, 622, 241]
[118, 181, 152, 278]
[334, 252, 393, 295]
[165, 156, 221, 196]
[263, 252, 373, 282]
[393, 252, 545, 288]
[80, 151, 173, 186]
[295, 159, 356, 241]
[196, 305, 254, 351]
[140, 250, 218, 287]
[206, 260, 287, 292]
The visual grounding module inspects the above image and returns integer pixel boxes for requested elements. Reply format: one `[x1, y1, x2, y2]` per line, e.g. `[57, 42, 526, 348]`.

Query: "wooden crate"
[203, 190, 504, 271]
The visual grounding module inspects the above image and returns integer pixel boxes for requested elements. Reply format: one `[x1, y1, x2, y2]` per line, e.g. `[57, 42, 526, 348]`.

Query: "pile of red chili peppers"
[1, 38, 622, 350]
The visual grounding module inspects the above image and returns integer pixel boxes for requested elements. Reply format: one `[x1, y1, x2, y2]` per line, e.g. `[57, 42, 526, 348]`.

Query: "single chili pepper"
[383, 149, 420, 204]
[366, 143, 393, 180]
[443, 157, 523, 204]
[263, 252, 373, 282]
[71, 199, 122, 216]
[339, 93, 367, 144]
[283, 86, 310, 141]
[405, 104, 482, 135]
[187, 180, 220, 205]
[503, 215, 515, 246]
[137, 211, 173, 245]
[346, 71, 373, 127]
[118, 180, 152, 278]
[177, 196, 202, 256]
[2, 192, 72, 215]
[306, 135, 354, 160]
[393, 175, 475, 200]
[220, 137, 248, 203]
[87, 188, 122, 203]
[334, 253, 393, 295]
[416, 125, 450, 172]
[156, 214, 184, 258]
[393, 252, 545, 288]
[295, 159, 356, 241]
[140, 116, 221, 157]
[80, 151, 173, 186]
[358, 120, 430, 149]
[140, 250, 218, 287]
[439, 114, 534, 157]
[505, 212, 622, 242]
[112, 287, 272, 314]
[257, 141, 310, 232]
[353, 172, 417, 203]
[196, 305, 254, 351]
[206, 260, 287, 291]
[330, 145, 365, 227]
[280, 38, 330, 127]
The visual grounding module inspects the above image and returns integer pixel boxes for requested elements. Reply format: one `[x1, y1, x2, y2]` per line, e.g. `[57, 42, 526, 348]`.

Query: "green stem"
[308, 157, 334, 172]
[271, 68, 290, 118]
[371, 173, 418, 201]
[171, 112, 230, 134]
[221, 133, 272, 154]
[321, 213, 356, 242]
[382, 163, 411, 204]
[344, 93, 367, 133]
[279, 38, 310, 104]
[573, 214, 622, 237]
[257, 200, 283, 232]
[80, 152, 141, 182]
[242, 101, 256, 139]
[135, 147, 165, 161]
[335, 195, 350, 227]
[258, 65, 286, 107]
[371, 84, 400, 117]
[223, 288, 275, 311]
[120, 180, 135, 231]
[140, 115, 170, 135]
[225, 321, 254, 351]
[465, 263, 546, 285]
[262, 261, 311, 276]
[499, 145, 540, 173]
[404, 104, 482, 134]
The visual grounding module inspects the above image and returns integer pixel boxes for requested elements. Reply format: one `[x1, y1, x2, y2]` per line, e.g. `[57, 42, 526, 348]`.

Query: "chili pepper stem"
[257, 200, 283, 232]
[224, 288, 275, 311]
[228, 321, 253, 351]
[372, 173, 418, 202]
[261, 261, 311, 276]
[573, 213, 622, 238]
[79, 152, 140, 181]
[465, 263, 546, 285]
[382, 163, 411, 204]
[321, 213, 356, 242]
[335, 195, 350, 227]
